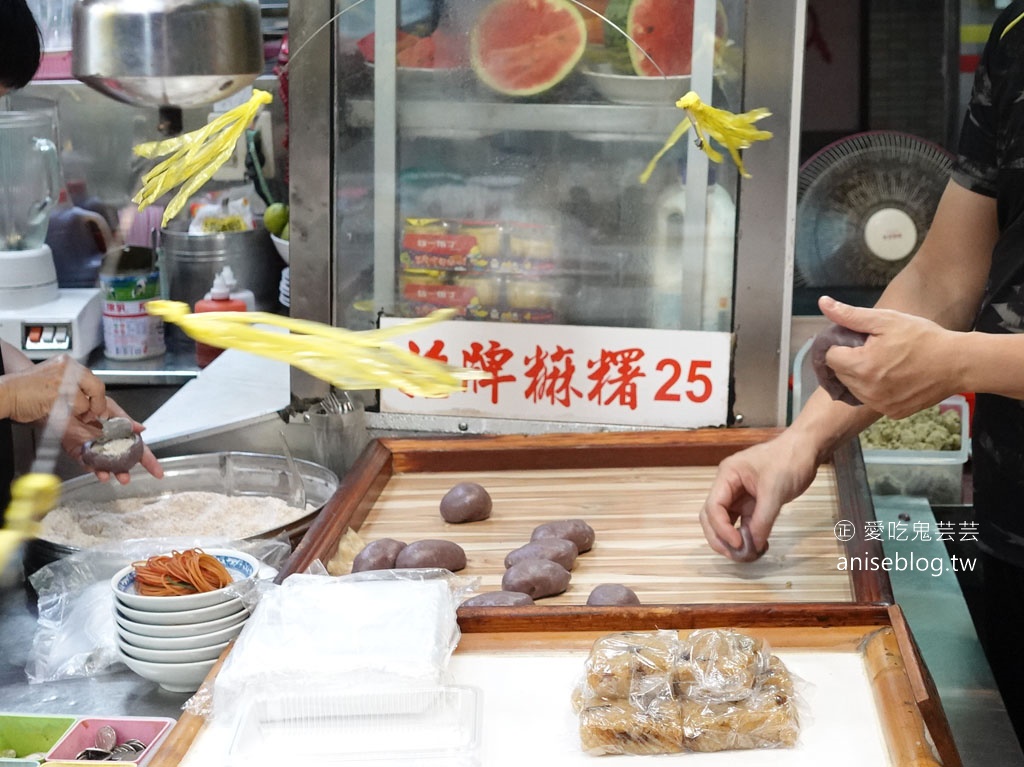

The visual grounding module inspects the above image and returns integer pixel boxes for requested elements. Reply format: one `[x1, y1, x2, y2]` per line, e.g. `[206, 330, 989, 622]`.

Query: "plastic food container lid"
[227, 685, 482, 766]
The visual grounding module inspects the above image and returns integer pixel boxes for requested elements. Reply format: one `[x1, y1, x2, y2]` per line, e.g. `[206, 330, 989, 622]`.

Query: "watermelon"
[470, 0, 588, 97]
[356, 30, 420, 64]
[605, 0, 727, 77]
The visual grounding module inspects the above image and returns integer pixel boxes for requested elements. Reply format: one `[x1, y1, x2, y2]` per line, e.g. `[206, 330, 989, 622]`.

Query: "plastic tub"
[46, 716, 174, 765]
[227, 686, 482, 766]
[861, 396, 970, 505]
[0, 713, 76, 760]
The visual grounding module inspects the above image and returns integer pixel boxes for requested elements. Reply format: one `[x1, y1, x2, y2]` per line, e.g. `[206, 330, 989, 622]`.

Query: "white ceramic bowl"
[114, 606, 249, 637]
[271, 233, 289, 263]
[582, 68, 691, 105]
[119, 652, 218, 693]
[118, 636, 230, 664]
[111, 548, 259, 612]
[115, 596, 247, 625]
[116, 619, 245, 651]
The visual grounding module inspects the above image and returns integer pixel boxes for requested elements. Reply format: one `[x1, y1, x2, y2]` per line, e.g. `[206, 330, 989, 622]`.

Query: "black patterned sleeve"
[953, 17, 1004, 197]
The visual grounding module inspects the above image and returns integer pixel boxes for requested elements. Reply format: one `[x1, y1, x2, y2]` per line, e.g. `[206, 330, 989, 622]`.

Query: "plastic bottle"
[45, 189, 113, 288]
[650, 165, 736, 332]
[194, 268, 247, 368]
[202, 265, 255, 311]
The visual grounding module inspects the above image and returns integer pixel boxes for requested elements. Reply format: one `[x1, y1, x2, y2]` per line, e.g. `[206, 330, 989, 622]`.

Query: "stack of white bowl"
[111, 548, 260, 693]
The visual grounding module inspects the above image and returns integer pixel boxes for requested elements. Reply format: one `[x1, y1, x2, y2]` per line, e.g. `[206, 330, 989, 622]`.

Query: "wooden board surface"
[346, 464, 853, 604]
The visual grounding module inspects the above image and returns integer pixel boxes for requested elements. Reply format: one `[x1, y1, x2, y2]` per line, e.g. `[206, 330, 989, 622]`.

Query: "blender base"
[0, 288, 102, 362]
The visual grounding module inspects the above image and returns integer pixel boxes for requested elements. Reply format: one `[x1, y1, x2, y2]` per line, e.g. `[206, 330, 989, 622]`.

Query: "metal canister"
[99, 245, 165, 360]
[158, 225, 283, 313]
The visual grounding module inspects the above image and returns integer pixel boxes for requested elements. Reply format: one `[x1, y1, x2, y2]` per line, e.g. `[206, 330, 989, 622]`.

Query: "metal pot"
[71, 0, 263, 108]
[23, 452, 340, 577]
[158, 225, 284, 313]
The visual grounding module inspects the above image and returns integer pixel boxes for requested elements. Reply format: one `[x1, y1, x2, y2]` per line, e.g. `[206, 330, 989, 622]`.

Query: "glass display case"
[287, 0, 806, 428]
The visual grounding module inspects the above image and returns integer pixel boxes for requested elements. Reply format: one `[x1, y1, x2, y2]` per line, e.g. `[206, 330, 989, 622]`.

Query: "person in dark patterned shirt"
[701, 1, 1024, 747]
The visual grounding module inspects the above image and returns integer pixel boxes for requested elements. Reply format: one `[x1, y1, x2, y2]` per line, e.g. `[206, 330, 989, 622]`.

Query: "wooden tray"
[451, 605, 957, 766]
[153, 604, 958, 767]
[282, 429, 893, 605]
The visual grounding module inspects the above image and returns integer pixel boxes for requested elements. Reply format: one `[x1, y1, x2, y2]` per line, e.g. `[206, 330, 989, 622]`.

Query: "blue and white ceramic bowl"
[110, 548, 259, 613]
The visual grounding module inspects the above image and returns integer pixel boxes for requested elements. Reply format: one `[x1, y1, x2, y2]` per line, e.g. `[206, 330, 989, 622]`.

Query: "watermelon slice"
[355, 30, 420, 64]
[470, 0, 588, 97]
[605, 0, 727, 77]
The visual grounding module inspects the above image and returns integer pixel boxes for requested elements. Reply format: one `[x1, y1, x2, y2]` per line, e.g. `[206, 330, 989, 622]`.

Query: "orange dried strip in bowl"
[132, 549, 233, 596]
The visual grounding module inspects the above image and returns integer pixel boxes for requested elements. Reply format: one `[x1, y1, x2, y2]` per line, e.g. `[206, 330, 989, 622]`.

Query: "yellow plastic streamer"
[640, 91, 773, 183]
[132, 90, 274, 227]
[146, 301, 486, 398]
[0, 473, 60, 571]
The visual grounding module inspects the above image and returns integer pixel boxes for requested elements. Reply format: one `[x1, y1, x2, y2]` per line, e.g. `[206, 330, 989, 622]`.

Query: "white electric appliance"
[0, 111, 101, 361]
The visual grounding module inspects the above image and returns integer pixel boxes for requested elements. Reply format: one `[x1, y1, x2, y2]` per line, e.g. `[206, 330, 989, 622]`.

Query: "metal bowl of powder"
[24, 452, 340, 577]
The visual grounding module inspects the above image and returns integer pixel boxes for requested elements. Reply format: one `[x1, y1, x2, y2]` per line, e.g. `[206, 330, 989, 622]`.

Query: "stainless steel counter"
[88, 348, 199, 387]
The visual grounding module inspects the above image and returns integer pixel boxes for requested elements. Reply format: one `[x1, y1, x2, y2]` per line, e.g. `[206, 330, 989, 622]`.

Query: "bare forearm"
[0, 340, 34, 374]
[958, 331, 1024, 399]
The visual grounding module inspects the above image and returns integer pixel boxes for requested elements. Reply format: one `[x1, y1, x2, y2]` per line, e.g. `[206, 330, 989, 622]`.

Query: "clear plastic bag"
[27, 536, 289, 683]
[574, 627, 802, 756]
[209, 568, 476, 725]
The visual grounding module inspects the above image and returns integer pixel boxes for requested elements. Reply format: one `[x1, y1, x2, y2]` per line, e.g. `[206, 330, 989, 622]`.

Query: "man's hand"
[820, 296, 966, 419]
[699, 432, 820, 560]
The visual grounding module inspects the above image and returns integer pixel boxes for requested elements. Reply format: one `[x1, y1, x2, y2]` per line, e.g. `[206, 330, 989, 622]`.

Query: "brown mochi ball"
[351, 538, 407, 572]
[461, 590, 535, 607]
[504, 538, 579, 571]
[530, 519, 595, 553]
[439, 482, 493, 523]
[501, 558, 571, 599]
[586, 583, 641, 606]
[394, 539, 467, 572]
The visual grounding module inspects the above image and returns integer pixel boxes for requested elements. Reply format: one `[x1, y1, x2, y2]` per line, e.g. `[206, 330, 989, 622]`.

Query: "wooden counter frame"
[280, 428, 894, 604]
[150, 604, 959, 767]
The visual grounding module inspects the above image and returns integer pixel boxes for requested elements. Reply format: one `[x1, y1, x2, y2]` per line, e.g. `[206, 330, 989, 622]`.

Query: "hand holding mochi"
[80, 418, 144, 474]
[531, 519, 595, 553]
[439, 482, 492, 523]
[809, 323, 868, 406]
[724, 523, 767, 563]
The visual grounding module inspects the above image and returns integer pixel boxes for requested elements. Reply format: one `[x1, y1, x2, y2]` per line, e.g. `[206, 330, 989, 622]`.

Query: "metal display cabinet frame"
[287, 0, 807, 428]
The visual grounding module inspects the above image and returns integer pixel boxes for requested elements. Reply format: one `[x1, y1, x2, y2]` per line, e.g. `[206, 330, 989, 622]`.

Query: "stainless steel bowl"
[24, 452, 339, 576]
[72, 0, 263, 108]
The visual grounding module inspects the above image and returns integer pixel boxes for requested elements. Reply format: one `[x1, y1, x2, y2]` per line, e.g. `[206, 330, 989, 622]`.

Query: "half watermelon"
[470, 0, 588, 97]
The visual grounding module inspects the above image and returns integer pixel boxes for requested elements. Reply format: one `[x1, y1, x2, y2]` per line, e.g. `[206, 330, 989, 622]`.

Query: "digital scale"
[0, 245, 102, 362]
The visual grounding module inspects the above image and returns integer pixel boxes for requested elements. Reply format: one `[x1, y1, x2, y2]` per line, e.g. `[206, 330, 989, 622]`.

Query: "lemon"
[264, 202, 289, 236]
[280, 222, 289, 241]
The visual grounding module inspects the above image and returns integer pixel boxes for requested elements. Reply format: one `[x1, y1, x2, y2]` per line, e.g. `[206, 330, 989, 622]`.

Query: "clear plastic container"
[227, 686, 482, 766]
[792, 339, 969, 504]
[860, 396, 970, 505]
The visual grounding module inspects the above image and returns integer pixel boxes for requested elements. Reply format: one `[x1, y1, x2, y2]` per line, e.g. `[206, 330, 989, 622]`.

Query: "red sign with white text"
[379, 319, 731, 428]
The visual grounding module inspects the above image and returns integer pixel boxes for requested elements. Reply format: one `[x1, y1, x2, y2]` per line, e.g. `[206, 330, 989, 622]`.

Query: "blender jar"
[0, 112, 62, 252]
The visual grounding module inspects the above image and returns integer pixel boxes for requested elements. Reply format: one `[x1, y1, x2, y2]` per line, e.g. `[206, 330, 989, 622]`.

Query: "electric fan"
[795, 131, 954, 288]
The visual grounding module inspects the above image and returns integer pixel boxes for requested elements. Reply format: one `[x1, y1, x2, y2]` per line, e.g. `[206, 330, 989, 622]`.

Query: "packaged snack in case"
[507, 221, 557, 266]
[400, 231, 483, 272]
[456, 220, 503, 260]
[403, 218, 449, 235]
[574, 628, 801, 756]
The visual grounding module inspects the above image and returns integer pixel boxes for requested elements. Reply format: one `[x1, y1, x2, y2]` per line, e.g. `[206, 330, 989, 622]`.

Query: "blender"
[0, 111, 102, 361]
